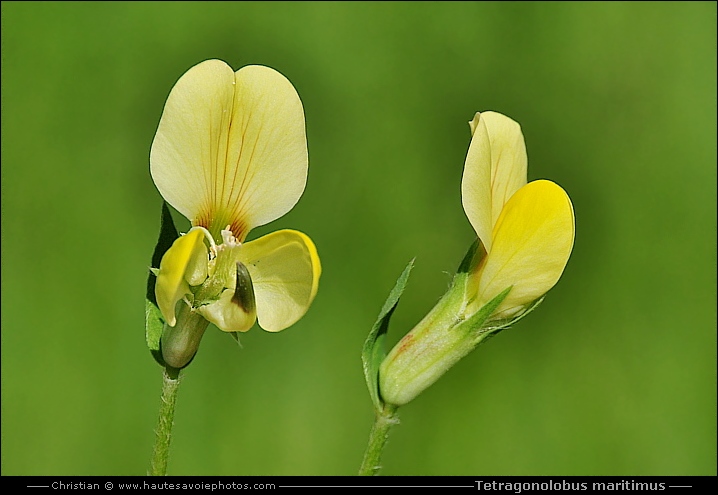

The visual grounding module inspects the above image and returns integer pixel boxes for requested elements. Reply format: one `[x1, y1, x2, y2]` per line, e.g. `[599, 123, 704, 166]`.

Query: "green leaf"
[146, 299, 166, 366]
[362, 258, 415, 412]
[145, 202, 179, 366]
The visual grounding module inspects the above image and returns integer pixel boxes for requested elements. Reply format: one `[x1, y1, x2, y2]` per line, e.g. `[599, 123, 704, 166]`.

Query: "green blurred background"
[2, 2, 715, 476]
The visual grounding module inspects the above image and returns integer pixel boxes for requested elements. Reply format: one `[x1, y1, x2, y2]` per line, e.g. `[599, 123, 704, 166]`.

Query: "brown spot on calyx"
[396, 333, 415, 355]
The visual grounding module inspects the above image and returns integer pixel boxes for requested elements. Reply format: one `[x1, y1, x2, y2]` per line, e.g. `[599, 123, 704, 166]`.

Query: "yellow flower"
[461, 111, 574, 318]
[149, 60, 321, 368]
[378, 111, 574, 406]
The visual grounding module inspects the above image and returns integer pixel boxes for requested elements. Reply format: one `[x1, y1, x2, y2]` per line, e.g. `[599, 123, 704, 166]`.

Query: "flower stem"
[149, 366, 181, 476]
[358, 404, 399, 476]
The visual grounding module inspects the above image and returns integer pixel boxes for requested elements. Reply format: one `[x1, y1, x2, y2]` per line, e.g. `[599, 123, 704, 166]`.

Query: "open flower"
[149, 60, 320, 368]
[378, 111, 574, 406]
[461, 111, 574, 318]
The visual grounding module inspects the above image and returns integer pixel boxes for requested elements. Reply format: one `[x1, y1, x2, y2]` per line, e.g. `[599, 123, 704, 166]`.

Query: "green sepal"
[455, 286, 512, 341]
[145, 202, 180, 367]
[362, 258, 415, 412]
[478, 295, 546, 342]
[456, 237, 482, 275]
[229, 332, 243, 348]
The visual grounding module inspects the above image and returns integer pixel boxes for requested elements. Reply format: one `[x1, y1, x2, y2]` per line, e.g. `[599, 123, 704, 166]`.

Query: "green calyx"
[375, 239, 544, 407]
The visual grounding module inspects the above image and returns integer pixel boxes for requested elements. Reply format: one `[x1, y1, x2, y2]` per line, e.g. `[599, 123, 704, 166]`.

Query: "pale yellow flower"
[149, 60, 320, 367]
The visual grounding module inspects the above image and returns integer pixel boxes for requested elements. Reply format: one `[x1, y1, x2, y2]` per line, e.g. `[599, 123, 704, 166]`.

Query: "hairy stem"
[358, 404, 399, 476]
[149, 366, 181, 476]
